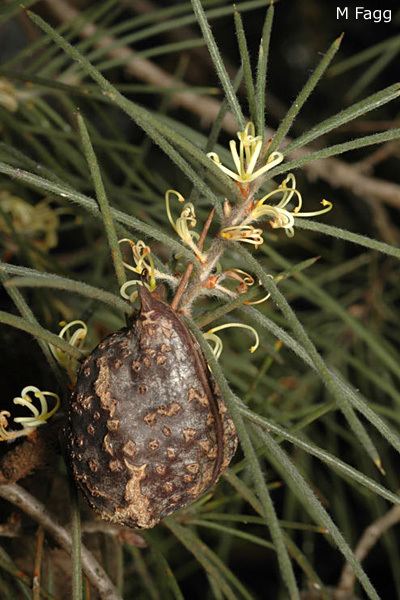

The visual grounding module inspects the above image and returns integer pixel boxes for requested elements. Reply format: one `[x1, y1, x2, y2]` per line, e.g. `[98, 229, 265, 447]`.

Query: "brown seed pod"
[67, 287, 237, 529]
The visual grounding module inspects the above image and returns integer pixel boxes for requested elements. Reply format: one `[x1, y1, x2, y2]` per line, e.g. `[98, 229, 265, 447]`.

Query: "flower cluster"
[207, 122, 333, 245]
[219, 172, 333, 243]
[115, 122, 333, 361]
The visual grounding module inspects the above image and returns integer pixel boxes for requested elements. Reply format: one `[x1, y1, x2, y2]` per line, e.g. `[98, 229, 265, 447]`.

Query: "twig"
[179, 180, 255, 312]
[0, 545, 55, 600]
[68, 476, 83, 600]
[123, 0, 223, 82]
[122, 0, 287, 124]
[363, 197, 400, 245]
[353, 141, 399, 174]
[170, 263, 194, 312]
[0, 484, 122, 600]
[84, 576, 91, 600]
[170, 207, 215, 311]
[334, 505, 400, 600]
[336, 119, 399, 133]
[32, 526, 45, 600]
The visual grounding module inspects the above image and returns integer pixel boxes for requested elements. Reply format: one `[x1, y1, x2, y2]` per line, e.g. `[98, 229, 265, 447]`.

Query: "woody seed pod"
[67, 287, 237, 529]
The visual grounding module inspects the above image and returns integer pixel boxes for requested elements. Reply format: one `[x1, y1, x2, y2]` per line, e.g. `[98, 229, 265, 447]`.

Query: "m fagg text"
[336, 7, 391, 23]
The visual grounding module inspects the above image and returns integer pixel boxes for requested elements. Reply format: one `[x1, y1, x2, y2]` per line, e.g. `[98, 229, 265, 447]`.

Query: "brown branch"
[170, 262, 194, 312]
[0, 483, 122, 600]
[179, 181, 256, 313]
[170, 207, 215, 312]
[334, 505, 400, 600]
[353, 141, 399, 174]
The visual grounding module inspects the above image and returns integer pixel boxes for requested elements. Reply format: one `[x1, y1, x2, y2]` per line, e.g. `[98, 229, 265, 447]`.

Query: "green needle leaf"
[268, 34, 343, 154]
[255, 2, 274, 134]
[190, 0, 245, 128]
[77, 113, 126, 290]
[284, 83, 400, 154]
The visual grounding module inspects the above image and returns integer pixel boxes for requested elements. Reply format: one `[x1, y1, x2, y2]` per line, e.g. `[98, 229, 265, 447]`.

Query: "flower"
[119, 238, 157, 292]
[204, 323, 259, 360]
[50, 320, 87, 382]
[206, 268, 270, 305]
[221, 268, 255, 294]
[219, 225, 264, 247]
[118, 238, 177, 301]
[165, 190, 207, 262]
[207, 122, 283, 184]
[248, 173, 333, 237]
[0, 386, 60, 442]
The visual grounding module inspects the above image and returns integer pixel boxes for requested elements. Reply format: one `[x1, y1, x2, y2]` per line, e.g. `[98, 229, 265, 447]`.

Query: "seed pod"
[67, 287, 237, 529]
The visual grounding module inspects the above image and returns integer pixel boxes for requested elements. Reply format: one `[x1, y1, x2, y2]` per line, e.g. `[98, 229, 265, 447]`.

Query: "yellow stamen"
[244, 291, 271, 306]
[293, 198, 333, 218]
[204, 332, 224, 360]
[119, 238, 152, 274]
[225, 268, 255, 287]
[221, 268, 255, 294]
[119, 238, 157, 291]
[204, 323, 259, 359]
[250, 173, 302, 221]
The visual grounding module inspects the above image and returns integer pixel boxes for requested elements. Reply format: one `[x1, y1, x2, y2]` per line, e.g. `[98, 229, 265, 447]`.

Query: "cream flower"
[50, 320, 87, 382]
[165, 189, 206, 262]
[204, 323, 259, 360]
[118, 238, 177, 301]
[219, 225, 264, 247]
[249, 174, 333, 237]
[207, 122, 283, 184]
[0, 386, 60, 442]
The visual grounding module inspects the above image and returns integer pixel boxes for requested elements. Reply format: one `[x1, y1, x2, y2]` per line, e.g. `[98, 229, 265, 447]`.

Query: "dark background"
[1, 1, 399, 598]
